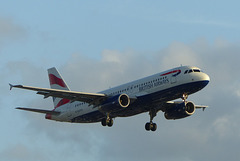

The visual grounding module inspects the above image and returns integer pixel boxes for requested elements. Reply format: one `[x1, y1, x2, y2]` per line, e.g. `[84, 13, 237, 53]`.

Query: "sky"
[1, 0, 240, 161]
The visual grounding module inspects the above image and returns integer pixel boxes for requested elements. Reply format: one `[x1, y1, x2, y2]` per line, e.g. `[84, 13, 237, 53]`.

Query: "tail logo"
[49, 74, 66, 88]
[55, 98, 70, 109]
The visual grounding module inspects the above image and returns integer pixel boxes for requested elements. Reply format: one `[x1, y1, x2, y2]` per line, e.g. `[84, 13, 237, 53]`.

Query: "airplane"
[10, 65, 210, 131]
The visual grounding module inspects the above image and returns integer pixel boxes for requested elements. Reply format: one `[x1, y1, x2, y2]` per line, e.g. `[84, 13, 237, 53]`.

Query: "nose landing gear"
[145, 122, 157, 131]
[145, 109, 157, 131]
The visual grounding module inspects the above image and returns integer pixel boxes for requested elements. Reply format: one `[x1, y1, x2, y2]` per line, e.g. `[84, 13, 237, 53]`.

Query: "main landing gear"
[145, 109, 157, 131]
[101, 113, 113, 127]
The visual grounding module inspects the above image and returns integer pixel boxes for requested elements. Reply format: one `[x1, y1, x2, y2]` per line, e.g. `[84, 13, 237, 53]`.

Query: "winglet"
[9, 84, 24, 90]
[9, 83, 14, 90]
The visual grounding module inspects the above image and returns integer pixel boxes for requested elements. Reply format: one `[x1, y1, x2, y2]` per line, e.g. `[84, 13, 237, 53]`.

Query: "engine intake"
[119, 94, 130, 107]
[99, 94, 130, 113]
[185, 101, 195, 115]
[164, 101, 195, 120]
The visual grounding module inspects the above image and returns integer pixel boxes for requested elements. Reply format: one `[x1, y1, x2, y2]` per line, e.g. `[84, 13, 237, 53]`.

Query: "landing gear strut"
[182, 93, 188, 102]
[101, 113, 113, 127]
[145, 109, 157, 131]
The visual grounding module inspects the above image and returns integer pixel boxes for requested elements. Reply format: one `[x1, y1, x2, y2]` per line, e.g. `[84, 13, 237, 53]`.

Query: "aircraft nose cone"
[194, 72, 210, 82]
[204, 73, 210, 82]
[200, 73, 210, 88]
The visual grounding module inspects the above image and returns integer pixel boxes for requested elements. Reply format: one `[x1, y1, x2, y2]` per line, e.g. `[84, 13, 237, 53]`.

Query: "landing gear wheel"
[101, 117, 113, 127]
[107, 119, 113, 127]
[101, 118, 107, 126]
[145, 122, 157, 131]
[151, 123, 157, 131]
[145, 122, 151, 131]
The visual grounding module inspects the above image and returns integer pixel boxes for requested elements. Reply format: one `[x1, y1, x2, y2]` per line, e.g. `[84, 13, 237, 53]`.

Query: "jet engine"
[99, 94, 130, 113]
[164, 101, 195, 120]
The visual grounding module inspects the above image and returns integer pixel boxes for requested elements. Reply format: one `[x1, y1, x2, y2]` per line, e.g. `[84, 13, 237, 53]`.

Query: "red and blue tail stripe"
[49, 74, 67, 88]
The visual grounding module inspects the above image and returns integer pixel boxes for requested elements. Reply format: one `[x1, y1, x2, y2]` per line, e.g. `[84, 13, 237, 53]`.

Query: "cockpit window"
[193, 69, 200, 72]
[184, 69, 201, 74]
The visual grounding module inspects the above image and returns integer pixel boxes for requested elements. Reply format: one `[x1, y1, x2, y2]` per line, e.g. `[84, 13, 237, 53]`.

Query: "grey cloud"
[6, 61, 46, 86]
[61, 51, 156, 92]
[0, 16, 26, 45]
[178, 18, 238, 28]
[6, 39, 240, 161]
[159, 41, 202, 69]
[0, 143, 46, 161]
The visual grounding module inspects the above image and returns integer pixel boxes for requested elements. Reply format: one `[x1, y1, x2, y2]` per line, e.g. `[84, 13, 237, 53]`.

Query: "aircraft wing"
[166, 101, 208, 111]
[16, 107, 61, 115]
[10, 84, 107, 105]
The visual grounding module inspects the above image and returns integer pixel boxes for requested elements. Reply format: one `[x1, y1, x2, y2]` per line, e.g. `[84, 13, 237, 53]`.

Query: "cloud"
[6, 61, 46, 85]
[160, 41, 202, 69]
[0, 143, 46, 161]
[178, 18, 238, 28]
[212, 108, 240, 139]
[0, 16, 26, 45]
[4, 39, 240, 161]
[61, 50, 156, 92]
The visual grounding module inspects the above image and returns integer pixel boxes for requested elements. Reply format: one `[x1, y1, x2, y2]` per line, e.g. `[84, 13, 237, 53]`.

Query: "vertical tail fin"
[48, 67, 70, 91]
[48, 67, 71, 109]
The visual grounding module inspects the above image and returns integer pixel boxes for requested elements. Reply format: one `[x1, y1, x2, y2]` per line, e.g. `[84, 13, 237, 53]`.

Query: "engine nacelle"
[99, 94, 130, 113]
[164, 101, 195, 120]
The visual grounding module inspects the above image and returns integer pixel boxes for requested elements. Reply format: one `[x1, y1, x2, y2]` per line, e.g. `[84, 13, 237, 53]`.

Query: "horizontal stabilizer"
[195, 105, 208, 111]
[16, 107, 60, 115]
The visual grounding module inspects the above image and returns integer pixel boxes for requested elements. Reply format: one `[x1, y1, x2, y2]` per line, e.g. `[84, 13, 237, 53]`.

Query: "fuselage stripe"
[160, 70, 181, 77]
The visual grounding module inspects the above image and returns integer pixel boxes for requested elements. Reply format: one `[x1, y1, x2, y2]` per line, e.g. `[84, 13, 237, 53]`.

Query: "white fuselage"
[50, 66, 210, 123]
